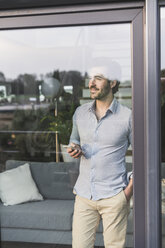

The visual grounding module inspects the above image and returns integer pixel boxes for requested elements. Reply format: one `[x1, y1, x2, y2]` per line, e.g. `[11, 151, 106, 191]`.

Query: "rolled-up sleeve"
[128, 112, 132, 147]
[69, 109, 80, 145]
[127, 112, 133, 183]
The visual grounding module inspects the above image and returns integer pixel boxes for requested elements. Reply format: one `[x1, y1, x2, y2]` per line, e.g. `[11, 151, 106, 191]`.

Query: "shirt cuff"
[68, 139, 80, 146]
[127, 171, 133, 184]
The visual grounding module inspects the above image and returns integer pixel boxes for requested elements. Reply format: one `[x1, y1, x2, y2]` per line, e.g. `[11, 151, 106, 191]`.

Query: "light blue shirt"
[69, 98, 132, 200]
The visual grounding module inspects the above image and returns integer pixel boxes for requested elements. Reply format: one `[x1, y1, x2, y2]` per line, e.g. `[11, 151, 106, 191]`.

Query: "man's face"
[88, 75, 111, 100]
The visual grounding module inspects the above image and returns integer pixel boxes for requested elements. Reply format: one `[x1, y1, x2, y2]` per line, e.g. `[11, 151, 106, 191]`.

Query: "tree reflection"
[0, 69, 84, 163]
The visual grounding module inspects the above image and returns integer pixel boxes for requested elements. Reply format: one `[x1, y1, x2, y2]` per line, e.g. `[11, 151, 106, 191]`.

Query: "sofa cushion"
[0, 163, 43, 206]
[5, 160, 79, 200]
[0, 199, 74, 231]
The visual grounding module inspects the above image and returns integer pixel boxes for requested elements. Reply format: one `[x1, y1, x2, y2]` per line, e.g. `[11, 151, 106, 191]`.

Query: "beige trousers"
[72, 190, 130, 248]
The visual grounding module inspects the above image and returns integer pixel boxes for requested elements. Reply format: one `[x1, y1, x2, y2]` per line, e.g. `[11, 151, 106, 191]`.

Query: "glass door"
[0, 6, 144, 248]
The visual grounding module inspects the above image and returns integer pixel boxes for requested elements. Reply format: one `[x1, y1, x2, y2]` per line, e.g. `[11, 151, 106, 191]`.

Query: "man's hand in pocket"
[124, 178, 133, 202]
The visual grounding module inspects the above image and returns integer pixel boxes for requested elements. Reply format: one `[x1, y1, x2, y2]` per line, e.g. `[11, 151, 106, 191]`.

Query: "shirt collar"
[88, 97, 118, 114]
[108, 97, 118, 113]
[89, 101, 96, 113]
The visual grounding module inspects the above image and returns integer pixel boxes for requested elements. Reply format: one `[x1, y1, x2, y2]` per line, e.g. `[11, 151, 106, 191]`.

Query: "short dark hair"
[107, 80, 120, 94]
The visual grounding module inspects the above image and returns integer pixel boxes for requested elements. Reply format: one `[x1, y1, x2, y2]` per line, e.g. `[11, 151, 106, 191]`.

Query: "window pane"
[0, 24, 132, 247]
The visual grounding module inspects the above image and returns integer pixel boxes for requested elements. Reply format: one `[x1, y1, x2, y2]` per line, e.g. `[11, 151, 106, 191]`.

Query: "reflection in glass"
[0, 24, 133, 247]
[0, 25, 132, 164]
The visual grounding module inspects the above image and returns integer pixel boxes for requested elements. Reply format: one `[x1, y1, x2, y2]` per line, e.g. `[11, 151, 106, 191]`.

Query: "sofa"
[0, 160, 164, 247]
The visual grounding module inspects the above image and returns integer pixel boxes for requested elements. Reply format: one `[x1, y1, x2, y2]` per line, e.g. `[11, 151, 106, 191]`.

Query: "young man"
[67, 66, 133, 248]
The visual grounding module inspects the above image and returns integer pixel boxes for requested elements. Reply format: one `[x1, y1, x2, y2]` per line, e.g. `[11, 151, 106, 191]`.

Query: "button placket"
[90, 123, 97, 199]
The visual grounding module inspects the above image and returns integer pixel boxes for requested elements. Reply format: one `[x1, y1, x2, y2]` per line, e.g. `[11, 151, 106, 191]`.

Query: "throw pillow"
[0, 163, 43, 206]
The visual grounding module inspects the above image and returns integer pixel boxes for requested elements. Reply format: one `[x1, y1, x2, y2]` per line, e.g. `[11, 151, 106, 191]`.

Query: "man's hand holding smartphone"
[67, 143, 82, 159]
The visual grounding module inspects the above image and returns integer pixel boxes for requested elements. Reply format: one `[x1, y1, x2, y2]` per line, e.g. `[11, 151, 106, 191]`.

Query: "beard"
[90, 83, 111, 100]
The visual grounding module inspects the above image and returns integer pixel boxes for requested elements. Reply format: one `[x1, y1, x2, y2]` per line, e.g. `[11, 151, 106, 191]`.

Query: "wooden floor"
[0, 242, 103, 248]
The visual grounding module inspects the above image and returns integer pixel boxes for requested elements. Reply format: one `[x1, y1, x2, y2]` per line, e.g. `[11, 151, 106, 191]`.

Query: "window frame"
[145, 1, 161, 248]
[0, 3, 151, 248]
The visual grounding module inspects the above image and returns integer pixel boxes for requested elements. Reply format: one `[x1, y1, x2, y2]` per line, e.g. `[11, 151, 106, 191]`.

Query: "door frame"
[0, 3, 148, 248]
